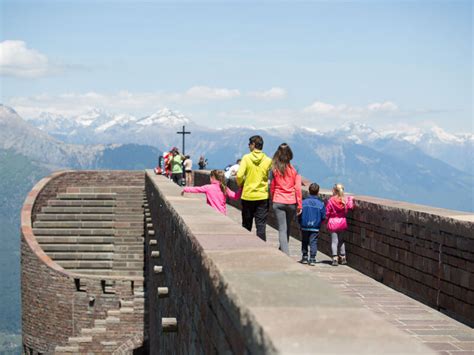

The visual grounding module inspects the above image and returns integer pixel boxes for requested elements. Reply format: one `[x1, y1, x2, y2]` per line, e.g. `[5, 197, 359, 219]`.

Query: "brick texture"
[21, 171, 147, 354]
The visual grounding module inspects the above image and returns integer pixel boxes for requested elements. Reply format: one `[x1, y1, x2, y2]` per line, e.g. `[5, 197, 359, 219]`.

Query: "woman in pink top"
[270, 143, 302, 255]
[182, 170, 241, 215]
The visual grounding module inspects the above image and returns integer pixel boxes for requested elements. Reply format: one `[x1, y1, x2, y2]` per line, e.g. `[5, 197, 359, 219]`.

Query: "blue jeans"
[301, 230, 319, 259]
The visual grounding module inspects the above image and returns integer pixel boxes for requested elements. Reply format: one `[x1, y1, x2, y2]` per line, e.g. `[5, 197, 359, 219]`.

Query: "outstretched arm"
[183, 185, 210, 194]
[226, 187, 242, 201]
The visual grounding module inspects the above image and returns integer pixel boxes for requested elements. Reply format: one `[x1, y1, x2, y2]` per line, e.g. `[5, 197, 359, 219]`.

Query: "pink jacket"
[183, 181, 241, 215]
[326, 196, 354, 232]
[270, 165, 302, 210]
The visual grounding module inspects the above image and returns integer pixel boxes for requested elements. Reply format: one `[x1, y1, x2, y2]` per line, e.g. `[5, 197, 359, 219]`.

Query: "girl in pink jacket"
[182, 170, 241, 215]
[326, 183, 354, 266]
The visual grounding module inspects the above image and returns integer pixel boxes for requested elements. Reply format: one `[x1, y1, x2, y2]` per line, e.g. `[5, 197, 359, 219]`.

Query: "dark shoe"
[309, 258, 316, 266]
[300, 256, 308, 264]
[332, 258, 338, 266]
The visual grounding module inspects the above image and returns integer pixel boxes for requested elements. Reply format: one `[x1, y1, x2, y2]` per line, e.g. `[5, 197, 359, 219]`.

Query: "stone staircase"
[54, 286, 146, 354]
[33, 186, 146, 277]
[33, 185, 149, 353]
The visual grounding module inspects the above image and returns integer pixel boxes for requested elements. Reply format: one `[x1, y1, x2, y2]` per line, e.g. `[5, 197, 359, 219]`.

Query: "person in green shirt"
[170, 148, 184, 185]
[236, 135, 272, 241]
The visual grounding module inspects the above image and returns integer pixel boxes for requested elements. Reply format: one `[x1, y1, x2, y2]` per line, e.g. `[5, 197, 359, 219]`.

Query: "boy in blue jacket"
[299, 183, 326, 266]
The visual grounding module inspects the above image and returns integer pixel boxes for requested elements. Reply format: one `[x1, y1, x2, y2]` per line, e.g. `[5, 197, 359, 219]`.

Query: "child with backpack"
[298, 183, 326, 266]
[181, 170, 241, 215]
[326, 183, 354, 266]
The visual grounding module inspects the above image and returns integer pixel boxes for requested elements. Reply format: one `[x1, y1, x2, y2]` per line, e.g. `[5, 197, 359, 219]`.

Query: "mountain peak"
[137, 108, 191, 127]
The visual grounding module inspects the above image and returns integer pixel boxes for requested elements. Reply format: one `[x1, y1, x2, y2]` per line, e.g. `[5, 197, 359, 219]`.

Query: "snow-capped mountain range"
[25, 107, 473, 175]
[1, 104, 472, 211]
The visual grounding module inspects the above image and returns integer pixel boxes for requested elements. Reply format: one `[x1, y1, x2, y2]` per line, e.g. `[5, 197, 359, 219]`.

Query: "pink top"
[183, 180, 242, 215]
[270, 165, 302, 209]
[326, 196, 354, 218]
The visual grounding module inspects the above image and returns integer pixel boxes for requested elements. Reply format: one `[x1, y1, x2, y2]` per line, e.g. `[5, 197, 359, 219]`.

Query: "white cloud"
[303, 100, 399, 118]
[0, 40, 57, 78]
[367, 101, 398, 112]
[185, 86, 240, 100]
[8, 87, 242, 118]
[248, 87, 287, 100]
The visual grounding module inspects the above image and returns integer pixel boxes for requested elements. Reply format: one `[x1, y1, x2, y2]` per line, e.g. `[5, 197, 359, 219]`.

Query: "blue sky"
[0, 0, 472, 132]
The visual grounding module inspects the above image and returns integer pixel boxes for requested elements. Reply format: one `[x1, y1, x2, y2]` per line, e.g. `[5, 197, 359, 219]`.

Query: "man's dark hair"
[309, 183, 320, 196]
[249, 135, 264, 150]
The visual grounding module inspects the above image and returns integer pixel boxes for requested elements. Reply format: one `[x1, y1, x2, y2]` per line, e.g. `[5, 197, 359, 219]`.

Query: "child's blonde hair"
[210, 170, 227, 194]
[333, 183, 345, 205]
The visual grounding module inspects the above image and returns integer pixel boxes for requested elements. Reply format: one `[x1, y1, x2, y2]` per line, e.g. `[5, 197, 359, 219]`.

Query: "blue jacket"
[299, 195, 326, 231]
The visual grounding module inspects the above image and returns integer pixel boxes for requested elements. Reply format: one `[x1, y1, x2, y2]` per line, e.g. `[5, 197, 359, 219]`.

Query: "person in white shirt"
[224, 159, 241, 179]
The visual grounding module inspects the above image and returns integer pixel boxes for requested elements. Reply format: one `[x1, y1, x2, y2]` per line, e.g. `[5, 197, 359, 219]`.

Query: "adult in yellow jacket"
[236, 135, 272, 241]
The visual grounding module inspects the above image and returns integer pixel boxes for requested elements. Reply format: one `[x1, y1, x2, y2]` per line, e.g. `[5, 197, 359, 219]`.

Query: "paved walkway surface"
[225, 205, 474, 355]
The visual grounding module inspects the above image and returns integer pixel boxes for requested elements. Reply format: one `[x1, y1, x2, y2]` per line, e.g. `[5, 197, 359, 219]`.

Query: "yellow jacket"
[236, 149, 272, 201]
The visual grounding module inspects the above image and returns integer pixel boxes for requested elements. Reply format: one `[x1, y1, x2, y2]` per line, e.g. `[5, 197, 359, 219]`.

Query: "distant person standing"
[236, 135, 272, 241]
[170, 148, 184, 185]
[270, 143, 302, 255]
[198, 155, 208, 170]
[224, 159, 241, 179]
[183, 155, 193, 186]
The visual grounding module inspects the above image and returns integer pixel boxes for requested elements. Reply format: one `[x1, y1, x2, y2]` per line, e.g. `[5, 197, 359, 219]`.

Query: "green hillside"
[0, 149, 50, 352]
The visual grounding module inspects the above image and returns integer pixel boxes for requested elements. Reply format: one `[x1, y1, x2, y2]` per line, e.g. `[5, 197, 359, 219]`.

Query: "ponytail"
[333, 183, 346, 206]
[211, 170, 227, 195]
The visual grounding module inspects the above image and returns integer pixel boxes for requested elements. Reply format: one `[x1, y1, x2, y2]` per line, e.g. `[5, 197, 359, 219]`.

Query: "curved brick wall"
[194, 170, 474, 327]
[21, 171, 146, 353]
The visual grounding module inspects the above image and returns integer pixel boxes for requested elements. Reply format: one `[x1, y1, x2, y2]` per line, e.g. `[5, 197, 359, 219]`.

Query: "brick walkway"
[226, 206, 474, 355]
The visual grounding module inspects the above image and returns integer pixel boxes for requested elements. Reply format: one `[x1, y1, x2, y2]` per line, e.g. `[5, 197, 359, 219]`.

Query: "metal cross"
[176, 125, 191, 154]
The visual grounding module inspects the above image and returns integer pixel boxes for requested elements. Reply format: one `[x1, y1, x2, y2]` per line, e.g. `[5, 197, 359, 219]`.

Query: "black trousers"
[171, 173, 183, 185]
[241, 199, 269, 241]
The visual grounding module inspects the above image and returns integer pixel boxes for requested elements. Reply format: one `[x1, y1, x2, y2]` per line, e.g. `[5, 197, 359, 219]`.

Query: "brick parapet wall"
[145, 170, 431, 354]
[21, 171, 146, 353]
[194, 170, 474, 326]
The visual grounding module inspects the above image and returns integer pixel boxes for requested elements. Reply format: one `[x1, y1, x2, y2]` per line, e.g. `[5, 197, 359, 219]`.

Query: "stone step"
[48, 199, 116, 207]
[120, 300, 134, 307]
[68, 269, 114, 275]
[68, 336, 93, 343]
[101, 341, 118, 346]
[115, 207, 145, 213]
[113, 261, 144, 269]
[33, 228, 115, 236]
[94, 319, 107, 326]
[35, 213, 115, 221]
[115, 214, 144, 221]
[57, 193, 116, 200]
[67, 187, 143, 194]
[58, 260, 114, 269]
[41, 244, 115, 252]
[105, 316, 120, 324]
[47, 252, 114, 260]
[113, 254, 143, 261]
[33, 221, 115, 229]
[81, 327, 107, 335]
[36, 236, 114, 244]
[55, 346, 79, 353]
[41, 206, 115, 214]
